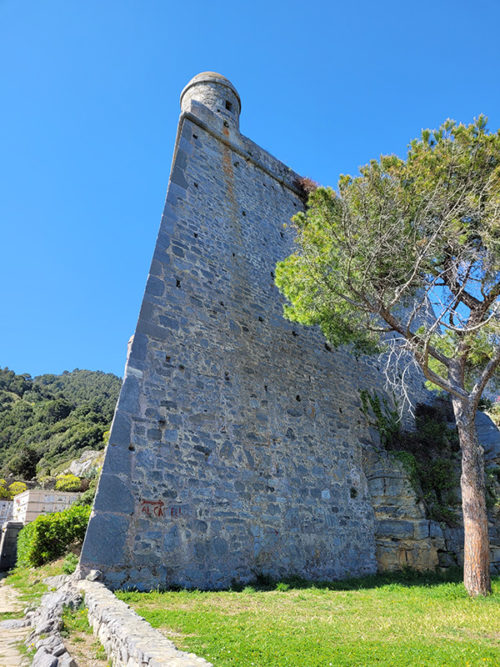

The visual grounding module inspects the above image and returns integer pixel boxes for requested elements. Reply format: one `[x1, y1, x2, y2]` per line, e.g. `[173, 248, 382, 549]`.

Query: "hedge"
[16, 504, 91, 567]
[55, 473, 81, 491]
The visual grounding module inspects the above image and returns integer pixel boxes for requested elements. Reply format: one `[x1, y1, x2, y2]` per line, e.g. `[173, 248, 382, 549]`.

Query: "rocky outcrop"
[24, 575, 81, 667]
[63, 450, 103, 478]
[364, 433, 500, 575]
[364, 447, 443, 571]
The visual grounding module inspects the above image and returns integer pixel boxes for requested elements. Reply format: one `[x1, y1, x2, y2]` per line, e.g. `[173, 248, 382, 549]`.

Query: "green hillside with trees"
[0, 367, 121, 479]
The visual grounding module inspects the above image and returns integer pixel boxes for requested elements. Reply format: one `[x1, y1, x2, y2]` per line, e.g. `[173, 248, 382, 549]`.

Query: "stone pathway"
[0, 577, 30, 666]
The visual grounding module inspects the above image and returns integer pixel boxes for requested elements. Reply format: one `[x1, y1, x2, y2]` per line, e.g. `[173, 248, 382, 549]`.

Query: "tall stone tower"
[80, 72, 410, 590]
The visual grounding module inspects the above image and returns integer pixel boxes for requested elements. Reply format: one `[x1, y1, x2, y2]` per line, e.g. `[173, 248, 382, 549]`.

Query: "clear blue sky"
[2, 0, 499, 378]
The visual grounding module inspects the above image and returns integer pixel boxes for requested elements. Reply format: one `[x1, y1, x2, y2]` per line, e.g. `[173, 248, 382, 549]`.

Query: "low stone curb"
[77, 578, 212, 666]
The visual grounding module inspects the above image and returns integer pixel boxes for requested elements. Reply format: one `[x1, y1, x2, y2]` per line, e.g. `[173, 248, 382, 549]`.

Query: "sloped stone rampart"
[78, 579, 211, 666]
[81, 73, 431, 591]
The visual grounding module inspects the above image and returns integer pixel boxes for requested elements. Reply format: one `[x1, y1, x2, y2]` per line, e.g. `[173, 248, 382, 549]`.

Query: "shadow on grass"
[137, 567, 468, 595]
[228, 567, 465, 593]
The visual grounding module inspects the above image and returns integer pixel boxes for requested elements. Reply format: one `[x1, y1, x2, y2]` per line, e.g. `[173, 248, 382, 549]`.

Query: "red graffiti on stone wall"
[139, 500, 182, 519]
[140, 499, 165, 517]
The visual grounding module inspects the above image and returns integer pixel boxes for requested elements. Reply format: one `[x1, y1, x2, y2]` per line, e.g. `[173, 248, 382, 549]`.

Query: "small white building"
[0, 500, 13, 524]
[13, 489, 80, 524]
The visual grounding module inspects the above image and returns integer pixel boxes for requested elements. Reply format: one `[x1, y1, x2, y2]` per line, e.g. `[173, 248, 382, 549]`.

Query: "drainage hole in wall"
[350, 487, 358, 499]
[258, 316, 264, 322]
[220, 301, 225, 307]
[242, 211, 246, 216]
[280, 231, 284, 239]
[194, 232, 198, 238]
[264, 385, 268, 392]
[128, 445, 135, 452]
[165, 355, 171, 363]
[176, 279, 181, 288]
[194, 182, 198, 188]
[325, 343, 332, 352]
[225, 100, 233, 111]
[193, 133, 198, 139]
[292, 330, 298, 337]
[270, 271, 275, 279]
[178, 364, 185, 371]
[296, 395, 301, 402]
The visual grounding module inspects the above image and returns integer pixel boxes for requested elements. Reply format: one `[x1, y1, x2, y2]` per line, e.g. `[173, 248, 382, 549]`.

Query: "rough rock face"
[24, 575, 81, 667]
[66, 450, 103, 478]
[364, 411, 500, 575]
[364, 448, 443, 572]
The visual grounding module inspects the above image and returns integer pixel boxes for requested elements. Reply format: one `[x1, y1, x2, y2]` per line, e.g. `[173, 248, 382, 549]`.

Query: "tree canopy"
[276, 117, 500, 596]
[0, 367, 121, 478]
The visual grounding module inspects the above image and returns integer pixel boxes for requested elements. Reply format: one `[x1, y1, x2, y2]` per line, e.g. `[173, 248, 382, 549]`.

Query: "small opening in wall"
[225, 371, 230, 381]
[339, 407, 343, 413]
[223, 120, 229, 128]
[292, 330, 298, 337]
[225, 100, 233, 111]
[296, 395, 301, 402]
[325, 343, 332, 352]
[232, 252, 236, 257]
[264, 385, 268, 392]
[165, 355, 171, 362]
[220, 301, 225, 307]
[176, 279, 181, 288]
[194, 182, 198, 188]
[178, 364, 185, 371]
[194, 232, 198, 238]
[193, 133, 198, 139]
[270, 271, 274, 279]
[350, 487, 358, 499]
[242, 211, 246, 217]
[128, 445, 135, 452]
[280, 231, 284, 239]
[258, 316, 264, 322]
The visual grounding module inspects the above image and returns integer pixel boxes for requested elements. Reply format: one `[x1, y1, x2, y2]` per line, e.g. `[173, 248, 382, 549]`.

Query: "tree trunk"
[452, 398, 491, 596]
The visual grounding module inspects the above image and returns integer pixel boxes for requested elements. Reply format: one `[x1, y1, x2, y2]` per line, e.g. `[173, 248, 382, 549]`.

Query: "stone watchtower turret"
[80, 72, 431, 591]
[180, 71, 241, 130]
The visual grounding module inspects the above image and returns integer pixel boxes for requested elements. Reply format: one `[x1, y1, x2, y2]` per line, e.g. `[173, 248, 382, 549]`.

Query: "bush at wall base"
[16, 504, 91, 567]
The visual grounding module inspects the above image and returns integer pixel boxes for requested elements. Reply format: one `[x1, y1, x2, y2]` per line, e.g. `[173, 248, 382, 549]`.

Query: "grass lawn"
[117, 571, 500, 666]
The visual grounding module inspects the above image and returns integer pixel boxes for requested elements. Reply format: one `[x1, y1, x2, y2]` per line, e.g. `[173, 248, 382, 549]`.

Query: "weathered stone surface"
[62, 449, 103, 477]
[80, 72, 434, 590]
[78, 579, 211, 666]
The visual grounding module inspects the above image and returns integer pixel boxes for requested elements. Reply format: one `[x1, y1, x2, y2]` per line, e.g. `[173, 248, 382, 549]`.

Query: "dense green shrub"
[16, 504, 90, 567]
[55, 473, 81, 491]
[8, 481, 27, 496]
[78, 476, 98, 506]
[62, 552, 79, 574]
[0, 479, 10, 499]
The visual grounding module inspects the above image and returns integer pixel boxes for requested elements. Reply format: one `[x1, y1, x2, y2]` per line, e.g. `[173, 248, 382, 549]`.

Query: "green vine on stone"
[359, 389, 400, 448]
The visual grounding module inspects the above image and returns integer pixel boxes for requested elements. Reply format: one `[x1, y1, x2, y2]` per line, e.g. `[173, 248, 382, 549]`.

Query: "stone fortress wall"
[80, 73, 440, 590]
